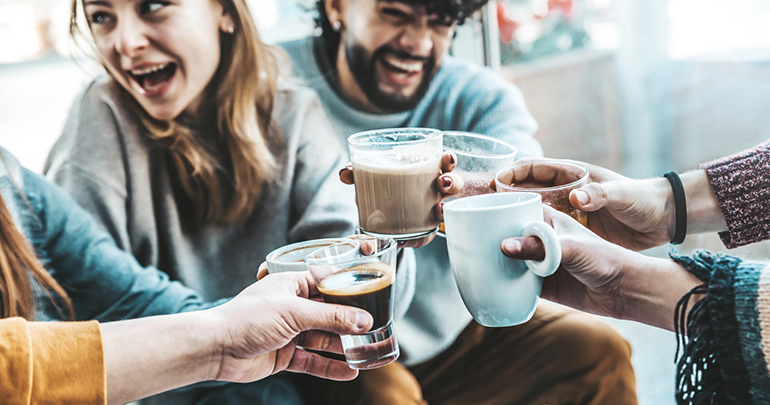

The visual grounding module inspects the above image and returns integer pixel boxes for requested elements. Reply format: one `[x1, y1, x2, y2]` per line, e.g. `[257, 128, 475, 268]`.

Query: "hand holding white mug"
[500, 206, 703, 331]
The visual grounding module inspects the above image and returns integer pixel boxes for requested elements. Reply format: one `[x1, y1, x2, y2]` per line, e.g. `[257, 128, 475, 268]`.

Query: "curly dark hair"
[315, 0, 490, 43]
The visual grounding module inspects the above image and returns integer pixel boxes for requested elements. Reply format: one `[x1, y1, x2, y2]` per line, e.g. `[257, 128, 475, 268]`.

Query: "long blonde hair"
[70, 0, 281, 227]
[0, 190, 75, 321]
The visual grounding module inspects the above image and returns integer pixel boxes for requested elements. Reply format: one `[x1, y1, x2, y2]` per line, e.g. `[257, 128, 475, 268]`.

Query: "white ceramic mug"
[265, 238, 351, 274]
[443, 192, 561, 327]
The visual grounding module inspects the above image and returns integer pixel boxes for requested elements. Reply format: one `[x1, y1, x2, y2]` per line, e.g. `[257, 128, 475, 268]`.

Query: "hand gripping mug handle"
[522, 221, 562, 277]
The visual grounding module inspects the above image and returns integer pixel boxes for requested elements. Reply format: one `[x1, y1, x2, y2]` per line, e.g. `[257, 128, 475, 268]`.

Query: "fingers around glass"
[256, 261, 268, 280]
[441, 151, 458, 172]
[437, 173, 464, 196]
[339, 164, 354, 185]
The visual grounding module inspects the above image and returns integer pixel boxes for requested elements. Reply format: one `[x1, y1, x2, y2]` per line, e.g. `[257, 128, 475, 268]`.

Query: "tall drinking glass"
[439, 132, 518, 234]
[304, 237, 399, 370]
[494, 159, 590, 226]
[348, 128, 443, 240]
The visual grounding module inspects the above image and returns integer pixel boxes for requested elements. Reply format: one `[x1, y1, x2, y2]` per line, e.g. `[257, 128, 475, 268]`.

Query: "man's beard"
[345, 41, 436, 113]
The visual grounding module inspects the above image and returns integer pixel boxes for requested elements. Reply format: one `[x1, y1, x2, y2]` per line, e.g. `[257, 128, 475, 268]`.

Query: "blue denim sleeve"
[22, 168, 225, 321]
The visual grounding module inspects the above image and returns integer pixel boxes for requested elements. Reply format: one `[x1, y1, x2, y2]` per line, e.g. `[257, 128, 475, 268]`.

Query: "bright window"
[668, 0, 770, 60]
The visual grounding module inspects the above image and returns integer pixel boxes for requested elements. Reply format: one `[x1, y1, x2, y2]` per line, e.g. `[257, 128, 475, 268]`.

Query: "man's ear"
[325, 0, 346, 31]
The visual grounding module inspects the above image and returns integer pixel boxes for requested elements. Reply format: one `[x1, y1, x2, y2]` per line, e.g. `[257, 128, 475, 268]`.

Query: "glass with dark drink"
[305, 237, 399, 370]
[438, 132, 518, 235]
[494, 159, 590, 226]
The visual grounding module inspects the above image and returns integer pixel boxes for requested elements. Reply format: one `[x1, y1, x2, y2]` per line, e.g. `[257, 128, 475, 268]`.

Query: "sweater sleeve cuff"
[27, 320, 106, 404]
[672, 252, 770, 403]
[700, 142, 770, 248]
[0, 318, 34, 403]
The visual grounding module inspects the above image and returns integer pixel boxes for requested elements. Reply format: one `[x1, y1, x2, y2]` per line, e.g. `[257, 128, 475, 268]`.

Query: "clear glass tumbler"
[348, 128, 443, 241]
[495, 159, 590, 226]
[304, 237, 399, 370]
[439, 131, 518, 234]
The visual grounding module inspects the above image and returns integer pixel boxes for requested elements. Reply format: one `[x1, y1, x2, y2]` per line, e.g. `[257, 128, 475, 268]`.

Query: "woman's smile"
[126, 61, 177, 98]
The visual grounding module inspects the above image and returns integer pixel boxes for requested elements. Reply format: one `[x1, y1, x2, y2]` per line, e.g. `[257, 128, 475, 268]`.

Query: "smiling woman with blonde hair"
[66, 0, 281, 226]
[44, 0, 416, 404]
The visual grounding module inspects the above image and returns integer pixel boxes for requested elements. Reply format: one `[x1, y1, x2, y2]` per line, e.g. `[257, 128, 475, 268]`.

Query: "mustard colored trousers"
[298, 301, 637, 405]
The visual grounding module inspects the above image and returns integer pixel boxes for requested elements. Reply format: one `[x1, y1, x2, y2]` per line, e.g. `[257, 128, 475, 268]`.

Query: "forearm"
[100, 311, 221, 404]
[619, 255, 704, 331]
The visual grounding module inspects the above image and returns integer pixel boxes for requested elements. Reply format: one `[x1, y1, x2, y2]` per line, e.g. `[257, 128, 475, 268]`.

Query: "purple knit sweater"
[701, 141, 770, 248]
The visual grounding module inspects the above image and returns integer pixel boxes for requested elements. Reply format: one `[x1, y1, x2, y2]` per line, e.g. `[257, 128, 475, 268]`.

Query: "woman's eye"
[140, 0, 168, 14]
[89, 12, 112, 24]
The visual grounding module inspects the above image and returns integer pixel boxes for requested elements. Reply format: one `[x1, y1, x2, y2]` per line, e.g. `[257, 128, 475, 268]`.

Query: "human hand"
[208, 272, 373, 382]
[339, 151, 463, 248]
[256, 261, 268, 280]
[493, 158, 675, 251]
[568, 161, 675, 250]
[499, 206, 647, 320]
[500, 206, 705, 330]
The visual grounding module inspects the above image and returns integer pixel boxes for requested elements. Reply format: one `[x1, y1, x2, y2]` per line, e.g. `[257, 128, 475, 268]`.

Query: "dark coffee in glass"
[305, 237, 399, 370]
[317, 262, 394, 329]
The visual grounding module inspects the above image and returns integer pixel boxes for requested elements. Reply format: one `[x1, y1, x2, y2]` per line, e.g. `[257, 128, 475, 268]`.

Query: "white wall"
[0, 57, 97, 171]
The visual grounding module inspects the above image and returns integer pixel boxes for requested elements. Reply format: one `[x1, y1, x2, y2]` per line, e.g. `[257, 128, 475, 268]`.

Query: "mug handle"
[522, 221, 562, 277]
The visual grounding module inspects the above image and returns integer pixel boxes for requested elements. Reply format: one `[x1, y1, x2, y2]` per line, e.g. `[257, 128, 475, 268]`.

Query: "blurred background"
[1, 0, 769, 403]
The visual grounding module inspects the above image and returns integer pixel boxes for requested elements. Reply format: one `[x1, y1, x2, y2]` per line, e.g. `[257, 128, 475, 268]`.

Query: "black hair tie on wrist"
[663, 171, 687, 245]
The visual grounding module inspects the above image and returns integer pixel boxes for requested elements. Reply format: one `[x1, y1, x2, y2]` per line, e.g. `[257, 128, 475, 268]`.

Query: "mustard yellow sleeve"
[0, 318, 105, 405]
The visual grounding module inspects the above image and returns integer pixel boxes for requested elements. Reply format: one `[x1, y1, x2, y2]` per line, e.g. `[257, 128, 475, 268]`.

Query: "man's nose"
[398, 20, 433, 57]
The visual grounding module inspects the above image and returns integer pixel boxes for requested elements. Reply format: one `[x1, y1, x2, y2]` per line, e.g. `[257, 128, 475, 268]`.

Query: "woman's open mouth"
[128, 62, 177, 97]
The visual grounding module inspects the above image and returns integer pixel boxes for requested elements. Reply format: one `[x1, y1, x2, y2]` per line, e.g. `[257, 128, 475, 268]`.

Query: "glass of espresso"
[304, 237, 399, 370]
[438, 132, 518, 235]
[348, 128, 443, 240]
[494, 159, 590, 226]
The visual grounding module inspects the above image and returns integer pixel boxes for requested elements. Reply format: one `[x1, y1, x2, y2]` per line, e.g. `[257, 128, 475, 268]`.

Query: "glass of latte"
[348, 128, 443, 241]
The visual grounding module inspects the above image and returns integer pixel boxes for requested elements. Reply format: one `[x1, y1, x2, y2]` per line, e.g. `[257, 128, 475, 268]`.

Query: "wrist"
[618, 255, 703, 331]
[656, 177, 677, 242]
[197, 309, 229, 381]
[611, 250, 657, 321]
[681, 170, 728, 234]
